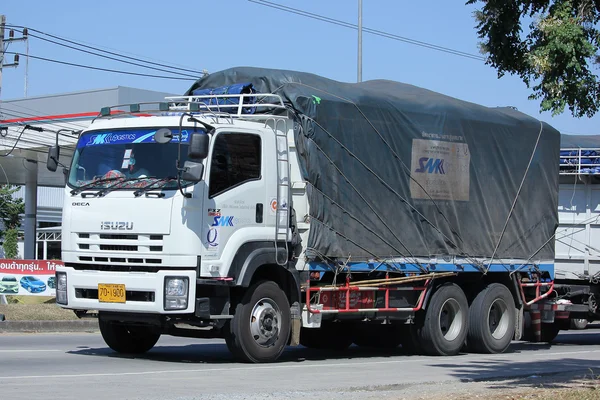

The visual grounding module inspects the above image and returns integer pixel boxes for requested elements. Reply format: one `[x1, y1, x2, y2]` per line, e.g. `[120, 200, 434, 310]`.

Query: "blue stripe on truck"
[308, 262, 554, 280]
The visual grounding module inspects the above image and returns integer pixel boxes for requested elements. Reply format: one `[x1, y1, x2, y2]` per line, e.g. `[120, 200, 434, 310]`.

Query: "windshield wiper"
[70, 176, 125, 195]
[94, 177, 158, 197]
[133, 176, 178, 197]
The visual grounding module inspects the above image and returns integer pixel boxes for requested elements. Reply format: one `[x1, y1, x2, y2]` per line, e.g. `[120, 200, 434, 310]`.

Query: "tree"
[0, 185, 24, 258]
[468, 0, 600, 118]
[3, 229, 18, 259]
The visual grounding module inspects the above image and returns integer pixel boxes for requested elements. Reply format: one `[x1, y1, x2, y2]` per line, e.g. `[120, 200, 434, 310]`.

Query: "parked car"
[47, 276, 56, 289]
[0, 276, 19, 294]
[19, 276, 47, 293]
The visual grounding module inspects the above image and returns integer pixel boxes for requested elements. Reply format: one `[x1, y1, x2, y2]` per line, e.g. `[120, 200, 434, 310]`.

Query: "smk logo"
[415, 157, 445, 174]
[87, 133, 111, 146]
[212, 216, 234, 227]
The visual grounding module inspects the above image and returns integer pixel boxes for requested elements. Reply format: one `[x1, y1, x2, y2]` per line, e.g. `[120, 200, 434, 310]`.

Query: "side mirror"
[154, 128, 173, 144]
[47, 146, 60, 172]
[188, 133, 209, 160]
[181, 161, 204, 182]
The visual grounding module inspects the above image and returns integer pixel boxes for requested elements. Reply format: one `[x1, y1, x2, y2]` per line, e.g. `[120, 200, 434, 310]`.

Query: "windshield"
[69, 128, 195, 190]
[3, 277, 16, 282]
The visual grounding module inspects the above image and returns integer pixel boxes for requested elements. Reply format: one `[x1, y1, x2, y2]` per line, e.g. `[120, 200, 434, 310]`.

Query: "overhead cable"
[3, 51, 196, 81]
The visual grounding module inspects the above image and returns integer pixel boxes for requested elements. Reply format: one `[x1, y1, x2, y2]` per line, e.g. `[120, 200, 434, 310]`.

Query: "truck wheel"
[300, 323, 353, 350]
[98, 318, 160, 354]
[419, 283, 468, 356]
[467, 283, 515, 354]
[225, 280, 290, 363]
[399, 323, 424, 355]
[541, 323, 561, 343]
[351, 324, 401, 349]
[571, 318, 589, 330]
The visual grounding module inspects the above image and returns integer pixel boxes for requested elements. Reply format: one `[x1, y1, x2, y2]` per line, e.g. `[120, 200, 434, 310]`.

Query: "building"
[0, 86, 177, 259]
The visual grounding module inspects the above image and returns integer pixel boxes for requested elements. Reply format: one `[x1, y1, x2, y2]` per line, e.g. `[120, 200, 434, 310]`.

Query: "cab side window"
[209, 133, 261, 198]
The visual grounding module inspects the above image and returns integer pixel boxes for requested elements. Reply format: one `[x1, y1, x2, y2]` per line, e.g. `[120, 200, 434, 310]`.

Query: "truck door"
[201, 132, 265, 270]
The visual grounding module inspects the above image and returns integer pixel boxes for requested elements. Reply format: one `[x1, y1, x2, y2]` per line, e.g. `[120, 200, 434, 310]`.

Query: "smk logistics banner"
[0, 259, 64, 296]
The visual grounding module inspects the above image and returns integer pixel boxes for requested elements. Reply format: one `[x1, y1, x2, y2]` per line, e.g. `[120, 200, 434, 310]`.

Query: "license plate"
[98, 284, 126, 303]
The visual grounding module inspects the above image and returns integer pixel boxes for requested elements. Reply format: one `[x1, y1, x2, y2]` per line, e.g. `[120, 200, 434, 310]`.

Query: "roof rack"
[93, 93, 288, 123]
[560, 147, 600, 175]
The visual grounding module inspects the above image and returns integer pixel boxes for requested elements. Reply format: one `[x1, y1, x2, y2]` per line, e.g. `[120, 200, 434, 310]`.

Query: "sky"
[1, 0, 600, 136]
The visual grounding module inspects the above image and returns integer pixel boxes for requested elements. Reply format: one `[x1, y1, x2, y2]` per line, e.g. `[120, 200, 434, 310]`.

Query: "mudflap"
[514, 305, 524, 341]
[289, 301, 301, 346]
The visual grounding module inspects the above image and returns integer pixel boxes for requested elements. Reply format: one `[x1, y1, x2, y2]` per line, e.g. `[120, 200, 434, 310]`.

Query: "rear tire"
[351, 324, 401, 349]
[300, 322, 353, 350]
[467, 283, 515, 354]
[571, 318, 589, 330]
[419, 283, 468, 356]
[98, 318, 160, 354]
[225, 280, 290, 363]
[399, 323, 424, 355]
[541, 323, 561, 343]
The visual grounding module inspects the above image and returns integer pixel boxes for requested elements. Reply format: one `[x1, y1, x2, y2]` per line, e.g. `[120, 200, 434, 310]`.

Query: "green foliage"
[468, 0, 600, 117]
[0, 185, 24, 235]
[3, 228, 18, 259]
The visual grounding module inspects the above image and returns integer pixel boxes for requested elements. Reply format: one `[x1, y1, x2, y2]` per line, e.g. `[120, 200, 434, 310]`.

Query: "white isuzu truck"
[47, 67, 564, 363]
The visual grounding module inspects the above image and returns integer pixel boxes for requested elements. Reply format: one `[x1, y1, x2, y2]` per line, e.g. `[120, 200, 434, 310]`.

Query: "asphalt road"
[1, 328, 600, 400]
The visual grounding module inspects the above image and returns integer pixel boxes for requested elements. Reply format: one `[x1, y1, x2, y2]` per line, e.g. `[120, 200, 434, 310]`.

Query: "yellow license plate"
[98, 284, 126, 303]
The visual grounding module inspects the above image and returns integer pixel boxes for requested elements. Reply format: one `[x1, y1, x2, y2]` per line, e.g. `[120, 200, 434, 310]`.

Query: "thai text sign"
[0, 259, 63, 296]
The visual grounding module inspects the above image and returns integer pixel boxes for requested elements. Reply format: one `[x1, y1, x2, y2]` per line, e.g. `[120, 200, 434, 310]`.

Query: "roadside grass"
[438, 372, 600, 400]
[0, 296, 78, 320]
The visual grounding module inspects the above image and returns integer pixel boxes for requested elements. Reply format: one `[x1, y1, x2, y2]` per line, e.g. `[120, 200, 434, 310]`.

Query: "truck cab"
[50, 93, 308, 362]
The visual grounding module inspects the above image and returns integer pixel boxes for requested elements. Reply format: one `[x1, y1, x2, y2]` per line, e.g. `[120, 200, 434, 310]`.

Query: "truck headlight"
[164, 277, 189, 310]
[56, 272, 68, 305]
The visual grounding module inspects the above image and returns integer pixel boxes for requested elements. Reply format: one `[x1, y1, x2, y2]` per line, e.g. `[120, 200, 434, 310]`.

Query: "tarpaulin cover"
[186, 67, 560, 263]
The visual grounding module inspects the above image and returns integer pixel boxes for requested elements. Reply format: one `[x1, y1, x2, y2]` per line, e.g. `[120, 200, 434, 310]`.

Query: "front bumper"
[57, 266, 196, 314]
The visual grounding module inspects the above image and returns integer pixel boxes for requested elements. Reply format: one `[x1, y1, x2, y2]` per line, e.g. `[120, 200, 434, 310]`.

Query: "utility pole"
[0, 15, 27, 101]
[0, 15, 5, 102]
[0, 15, 27, 306]
[357, 0, 363, 83]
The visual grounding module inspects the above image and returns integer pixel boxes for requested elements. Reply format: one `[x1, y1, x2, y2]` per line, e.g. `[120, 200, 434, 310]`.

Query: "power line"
[1, 106, 88, 132]
[7, 28, 199, 79]
[248, 0, 485, 61]
[0, 110, 81, 136]
[5, 24, 207, 76]
[3, 51, 196, 81]
[1, 107, 87, 131]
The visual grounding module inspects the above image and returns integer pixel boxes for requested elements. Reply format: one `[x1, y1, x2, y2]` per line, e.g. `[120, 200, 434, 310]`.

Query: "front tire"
[467, 283, 515, 354]
[225, 281, 290, 363]
[98, 318, 160, 354]
[419, 283, 469, 356]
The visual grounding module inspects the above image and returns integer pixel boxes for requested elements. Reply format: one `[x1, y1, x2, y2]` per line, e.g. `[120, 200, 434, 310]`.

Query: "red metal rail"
[519, 281, 555, 307]
[305, 278, 431, 314]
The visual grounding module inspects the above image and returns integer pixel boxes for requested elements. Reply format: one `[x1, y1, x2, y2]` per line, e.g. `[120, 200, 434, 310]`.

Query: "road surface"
[1, 328, 600, 399]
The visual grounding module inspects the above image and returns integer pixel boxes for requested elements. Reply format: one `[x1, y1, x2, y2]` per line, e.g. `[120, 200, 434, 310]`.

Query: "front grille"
[99, 245, 138, 252]
[75, 232, 165, 265]
[99, 234, 137, 240]
[77, 256, 163, 264]
[75, 288, 155, 302]
[65, 262, 193, 273]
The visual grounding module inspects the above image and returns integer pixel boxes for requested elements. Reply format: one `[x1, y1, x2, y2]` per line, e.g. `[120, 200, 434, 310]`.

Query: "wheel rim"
[487, 298, 510, 340]
[249, 297, 282, 348]
[438, 298, 463, 341]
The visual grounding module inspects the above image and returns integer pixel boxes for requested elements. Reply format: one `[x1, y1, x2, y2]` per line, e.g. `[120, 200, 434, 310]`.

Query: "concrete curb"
[0, 320, 99, 333]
